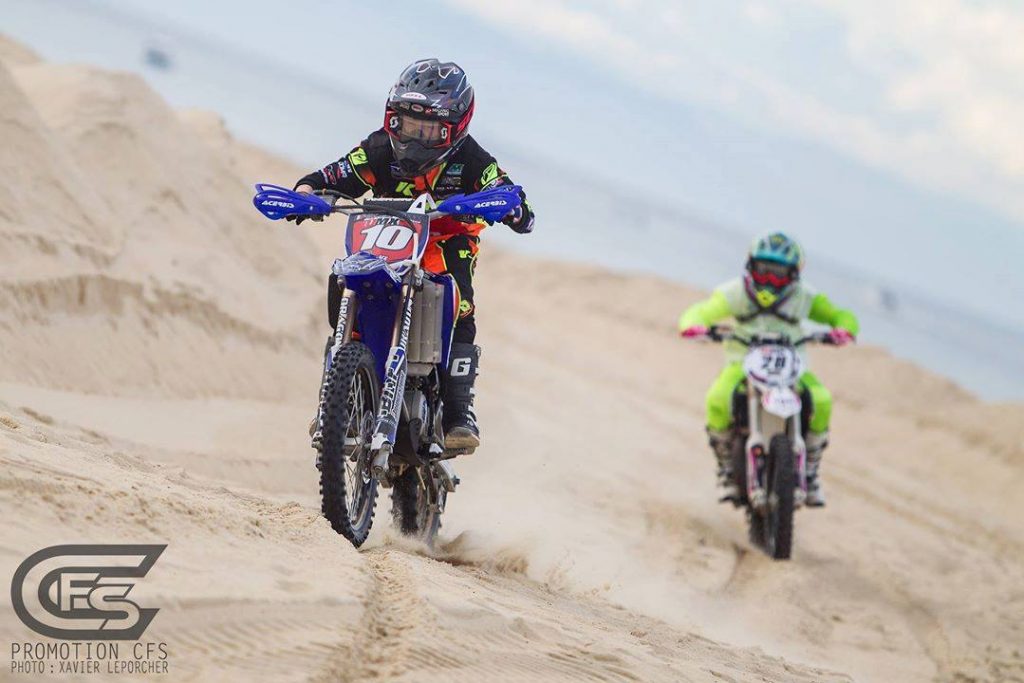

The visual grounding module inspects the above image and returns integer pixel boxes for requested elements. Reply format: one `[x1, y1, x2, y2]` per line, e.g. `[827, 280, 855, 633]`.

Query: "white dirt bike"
[702, 325, 839, 560]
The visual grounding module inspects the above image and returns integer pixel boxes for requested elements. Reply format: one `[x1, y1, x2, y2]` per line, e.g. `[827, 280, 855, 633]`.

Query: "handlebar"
[316, 190, 418, 221]
[704, 325, 837, 347]
[252, 183, 522, 224]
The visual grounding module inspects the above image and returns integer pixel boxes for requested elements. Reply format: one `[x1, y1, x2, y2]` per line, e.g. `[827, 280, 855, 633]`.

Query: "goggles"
[749, 259, 795, 288]
[385, 110, 452, 149]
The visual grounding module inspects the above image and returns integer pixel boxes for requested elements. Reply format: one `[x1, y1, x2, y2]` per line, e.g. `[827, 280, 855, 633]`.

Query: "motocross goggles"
[748, 258, 797, 289]
[385, 110, 452, 149]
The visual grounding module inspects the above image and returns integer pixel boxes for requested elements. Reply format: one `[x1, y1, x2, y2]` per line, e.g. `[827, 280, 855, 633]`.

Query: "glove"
[285, 186, 318, 226]
[285, 213, 324, 226]
[680, 325, 709, 339]
[501, 204, 533, 234]
[828, 328, 855, 346]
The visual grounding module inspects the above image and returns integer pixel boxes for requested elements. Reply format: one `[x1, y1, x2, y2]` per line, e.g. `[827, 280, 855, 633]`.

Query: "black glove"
[285, 214, 323, 226]
[285, 186, 320, 226]
[501, 205, 534, 234]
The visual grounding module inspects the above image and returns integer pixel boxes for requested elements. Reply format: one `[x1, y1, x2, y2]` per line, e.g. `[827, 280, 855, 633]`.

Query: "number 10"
[361, 223, 413, 251]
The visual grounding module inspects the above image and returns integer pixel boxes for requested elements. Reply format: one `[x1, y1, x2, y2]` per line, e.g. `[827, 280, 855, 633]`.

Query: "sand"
[1, 36, 1022, 682]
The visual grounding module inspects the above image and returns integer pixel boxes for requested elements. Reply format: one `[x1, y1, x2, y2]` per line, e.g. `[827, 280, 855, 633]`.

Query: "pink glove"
[680, 325, 709, 339]
[828, 328, 855, 346]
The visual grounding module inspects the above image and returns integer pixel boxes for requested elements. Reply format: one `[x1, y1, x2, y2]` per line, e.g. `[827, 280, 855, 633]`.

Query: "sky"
[446, 0, 1024, 224]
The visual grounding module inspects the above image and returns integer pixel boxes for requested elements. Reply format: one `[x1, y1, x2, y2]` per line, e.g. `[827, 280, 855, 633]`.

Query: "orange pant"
[423, 233, 480, 344]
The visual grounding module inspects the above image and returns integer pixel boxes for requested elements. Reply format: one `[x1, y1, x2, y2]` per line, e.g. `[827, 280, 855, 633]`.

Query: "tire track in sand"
[312, 549, 436, 683]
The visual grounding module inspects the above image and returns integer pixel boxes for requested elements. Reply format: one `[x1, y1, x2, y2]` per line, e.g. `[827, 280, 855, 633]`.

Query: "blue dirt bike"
[253, 183, 522, 547]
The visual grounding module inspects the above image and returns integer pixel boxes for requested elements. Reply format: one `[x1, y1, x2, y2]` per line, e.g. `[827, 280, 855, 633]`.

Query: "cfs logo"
[11, 544, 166, 640]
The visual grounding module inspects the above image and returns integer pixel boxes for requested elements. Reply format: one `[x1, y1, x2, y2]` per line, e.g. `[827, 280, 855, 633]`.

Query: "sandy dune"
[1, 37, 1022, 682]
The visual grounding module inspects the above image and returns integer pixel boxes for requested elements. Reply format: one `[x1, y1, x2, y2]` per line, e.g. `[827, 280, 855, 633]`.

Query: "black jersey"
[296, 130, 534, 234]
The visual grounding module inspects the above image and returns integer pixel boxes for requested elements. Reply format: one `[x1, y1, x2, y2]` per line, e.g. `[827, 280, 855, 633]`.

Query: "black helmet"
[385, 59, 475, 178]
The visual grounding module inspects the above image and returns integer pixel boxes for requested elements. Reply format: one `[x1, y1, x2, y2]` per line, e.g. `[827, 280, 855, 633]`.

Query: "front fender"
[333, 252, 402, 284]
[761, 387, 802, 418]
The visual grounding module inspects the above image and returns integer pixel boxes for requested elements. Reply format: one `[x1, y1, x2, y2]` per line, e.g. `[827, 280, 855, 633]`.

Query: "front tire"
[764, 434, 796, 560]
[319, 342, 379, 547]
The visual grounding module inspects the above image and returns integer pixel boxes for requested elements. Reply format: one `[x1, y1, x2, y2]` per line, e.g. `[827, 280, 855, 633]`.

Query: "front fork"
[328, 287, 357, 368]
[314, 286, 358, 452]
[793, 428, 808, 508]
[370, 273, 417, 481]
[744, 383, 808, 510]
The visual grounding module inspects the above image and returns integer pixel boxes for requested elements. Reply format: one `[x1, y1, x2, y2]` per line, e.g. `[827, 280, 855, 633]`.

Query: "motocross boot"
[442, 343, 481, 454]
[805, 431, 829, 507]
[708, 428, 740, 503]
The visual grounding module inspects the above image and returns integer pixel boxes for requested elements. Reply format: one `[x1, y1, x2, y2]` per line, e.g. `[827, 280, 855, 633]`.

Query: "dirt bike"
[252, 183, 522, 548]
[699, 325, 838, 560]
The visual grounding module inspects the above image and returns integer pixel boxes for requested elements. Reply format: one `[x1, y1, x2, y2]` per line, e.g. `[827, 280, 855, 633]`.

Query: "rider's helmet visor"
[385, 110, 452, 149]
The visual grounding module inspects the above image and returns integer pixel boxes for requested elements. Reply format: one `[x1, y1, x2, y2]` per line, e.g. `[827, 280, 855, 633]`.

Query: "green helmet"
[744, 232, 804, 308]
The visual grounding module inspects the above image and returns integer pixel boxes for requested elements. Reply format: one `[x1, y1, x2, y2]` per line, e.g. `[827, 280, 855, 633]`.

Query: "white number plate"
[743, 344, 802, 388]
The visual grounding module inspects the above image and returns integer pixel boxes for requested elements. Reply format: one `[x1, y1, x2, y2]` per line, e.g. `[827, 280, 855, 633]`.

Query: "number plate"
[345, 214, 428, 264]
[743, 344, 802, 388]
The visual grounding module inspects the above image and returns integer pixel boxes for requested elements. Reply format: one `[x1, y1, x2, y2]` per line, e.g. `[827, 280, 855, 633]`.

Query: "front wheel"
[764, 434, 796, 560]
[319, 342, 379, 547]
[391, 465, 445, 548]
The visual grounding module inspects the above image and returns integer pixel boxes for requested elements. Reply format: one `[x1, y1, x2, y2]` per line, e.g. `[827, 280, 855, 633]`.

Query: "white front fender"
[761, 387, 802, 418]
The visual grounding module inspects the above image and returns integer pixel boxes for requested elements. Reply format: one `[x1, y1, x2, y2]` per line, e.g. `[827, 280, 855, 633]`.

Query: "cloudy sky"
[446, 0, 1024, 224]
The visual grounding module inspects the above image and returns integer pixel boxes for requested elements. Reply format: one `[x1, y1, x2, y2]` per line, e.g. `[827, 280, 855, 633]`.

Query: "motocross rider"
[293, 59, 534, 453]
[678, 233, 858, 506]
